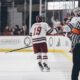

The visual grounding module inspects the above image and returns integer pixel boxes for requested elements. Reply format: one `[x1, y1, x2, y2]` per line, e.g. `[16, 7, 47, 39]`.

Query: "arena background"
[0, 0, 80, 35]
[0, 0, 80, 80]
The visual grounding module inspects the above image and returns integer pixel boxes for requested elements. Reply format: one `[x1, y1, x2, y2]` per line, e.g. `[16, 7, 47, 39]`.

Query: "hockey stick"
[6, 36, 32, 53]
[6, 45, 32, 53]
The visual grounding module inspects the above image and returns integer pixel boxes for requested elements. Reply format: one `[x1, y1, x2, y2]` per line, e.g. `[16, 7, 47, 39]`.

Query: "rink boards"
[0, 35, 71, 52]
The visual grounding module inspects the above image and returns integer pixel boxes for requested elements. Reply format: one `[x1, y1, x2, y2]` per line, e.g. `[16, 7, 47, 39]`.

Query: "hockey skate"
[43, 62, 50, 72]
[38, 62, 44, 71]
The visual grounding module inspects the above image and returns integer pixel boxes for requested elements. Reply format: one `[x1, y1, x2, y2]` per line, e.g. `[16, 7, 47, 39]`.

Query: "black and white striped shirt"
[63, 17, 80, 48]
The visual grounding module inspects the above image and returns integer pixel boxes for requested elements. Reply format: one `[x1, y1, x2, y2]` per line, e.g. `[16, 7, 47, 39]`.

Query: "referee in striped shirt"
[63, 8, 80, 80]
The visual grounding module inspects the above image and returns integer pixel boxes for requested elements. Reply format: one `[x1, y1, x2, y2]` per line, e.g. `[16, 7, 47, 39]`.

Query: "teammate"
[30, 15, 53, 71]
[63, 8, 80, 80]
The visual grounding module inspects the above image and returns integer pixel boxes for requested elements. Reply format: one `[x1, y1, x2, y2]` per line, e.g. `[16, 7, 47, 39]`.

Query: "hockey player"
[63, 8, 80, 80]
[30, 15, 53, 71]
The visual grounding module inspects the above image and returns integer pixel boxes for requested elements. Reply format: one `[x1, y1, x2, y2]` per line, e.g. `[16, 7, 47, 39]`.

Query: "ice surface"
[0, 52, 79, 80]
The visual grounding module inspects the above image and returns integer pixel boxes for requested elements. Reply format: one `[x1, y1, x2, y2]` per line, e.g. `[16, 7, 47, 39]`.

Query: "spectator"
[13, 25, 20, 35]
[3, 26, 12, 35]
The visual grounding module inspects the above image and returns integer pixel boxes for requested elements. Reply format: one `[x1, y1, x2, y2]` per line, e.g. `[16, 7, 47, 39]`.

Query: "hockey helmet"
[73, 7, 80, 16]
[36, 15, 43, 22]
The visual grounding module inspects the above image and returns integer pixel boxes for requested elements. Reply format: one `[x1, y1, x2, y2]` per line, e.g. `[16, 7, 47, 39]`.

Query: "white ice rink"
[0, 52, 79, 80]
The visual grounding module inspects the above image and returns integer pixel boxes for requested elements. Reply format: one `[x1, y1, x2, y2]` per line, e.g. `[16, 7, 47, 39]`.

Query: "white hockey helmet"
[73, 7, 80, 16]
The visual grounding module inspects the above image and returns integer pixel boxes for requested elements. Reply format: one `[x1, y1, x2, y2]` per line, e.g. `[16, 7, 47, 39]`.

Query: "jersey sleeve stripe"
[68, 23, 73, 29]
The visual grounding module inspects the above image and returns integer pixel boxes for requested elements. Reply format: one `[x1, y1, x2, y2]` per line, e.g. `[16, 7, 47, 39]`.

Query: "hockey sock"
[42, 53, 48, 63]
[42, 53, 50, 71]
[37, 53, 42, 63]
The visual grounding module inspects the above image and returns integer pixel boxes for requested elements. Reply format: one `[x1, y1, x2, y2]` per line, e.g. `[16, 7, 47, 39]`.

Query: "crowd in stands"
[2, 25, 27, 36]
[1, 11, 76, 36]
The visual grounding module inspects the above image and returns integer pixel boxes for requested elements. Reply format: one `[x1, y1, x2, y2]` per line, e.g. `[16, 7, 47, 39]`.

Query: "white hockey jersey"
[30, 22, 51, 44]
[63, 17, 80, 32]
[71, 17, 80, 23]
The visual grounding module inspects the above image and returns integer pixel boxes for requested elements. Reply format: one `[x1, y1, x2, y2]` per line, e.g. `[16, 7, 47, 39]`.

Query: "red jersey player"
[30, 15, 53, 71]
